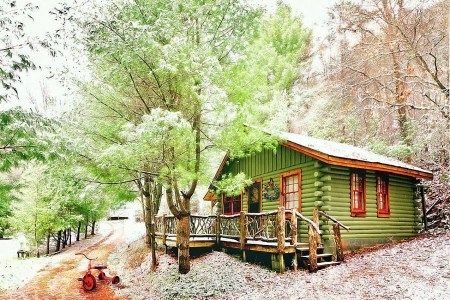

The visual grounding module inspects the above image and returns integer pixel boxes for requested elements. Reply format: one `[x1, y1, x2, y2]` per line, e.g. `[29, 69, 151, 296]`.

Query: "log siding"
[216, 143, 423, 251]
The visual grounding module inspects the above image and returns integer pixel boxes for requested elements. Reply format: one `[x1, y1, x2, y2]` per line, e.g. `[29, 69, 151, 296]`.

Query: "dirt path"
[1, 221, 130, 300]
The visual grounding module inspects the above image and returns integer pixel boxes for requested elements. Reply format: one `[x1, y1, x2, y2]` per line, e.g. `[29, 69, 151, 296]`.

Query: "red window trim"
[279, 170, 302, 212]
[350, 170, 366, 217]
[376, 174, 390, 218]
[222, 194, 242, 215]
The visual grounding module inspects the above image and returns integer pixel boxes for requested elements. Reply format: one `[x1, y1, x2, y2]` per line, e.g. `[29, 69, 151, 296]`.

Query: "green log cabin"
[204, 132, 433, 253]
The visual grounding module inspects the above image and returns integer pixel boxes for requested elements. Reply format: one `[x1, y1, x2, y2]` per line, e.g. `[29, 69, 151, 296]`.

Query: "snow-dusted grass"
[2, 220, 448, 299]
[114, 230, 450, 300]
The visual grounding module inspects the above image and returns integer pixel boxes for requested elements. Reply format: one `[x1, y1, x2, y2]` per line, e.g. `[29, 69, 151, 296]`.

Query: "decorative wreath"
[263, 181, 280, 202]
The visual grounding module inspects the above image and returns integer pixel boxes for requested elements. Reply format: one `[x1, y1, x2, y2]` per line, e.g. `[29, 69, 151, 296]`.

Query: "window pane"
[224, 195, 241, 215]
[351, 171, 365, 215]
[234, 200, 241, 213]
[224, 202, 231, 214]
[283, 173, 299, 209]
[376, 175, 389, 215]
[379, 194, 385, 210]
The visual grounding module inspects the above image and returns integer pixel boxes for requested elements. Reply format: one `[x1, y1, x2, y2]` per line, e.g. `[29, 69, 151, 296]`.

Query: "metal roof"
[281, 132, 432, 180]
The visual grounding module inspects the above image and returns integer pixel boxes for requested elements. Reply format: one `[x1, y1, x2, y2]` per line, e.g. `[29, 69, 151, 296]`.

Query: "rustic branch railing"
[219, 214, 240, 239]
[291, 210, 322, 235]
[317, 209, 350, 263]
[154, 215, 164, 233]
[190, 215, 217, 237]
[155, 208, 323, 246]
[154, 207, 346, 273]
[164, 216, 177, 236]
[318, 210, 350, 231]
[246, 210, 279, 242]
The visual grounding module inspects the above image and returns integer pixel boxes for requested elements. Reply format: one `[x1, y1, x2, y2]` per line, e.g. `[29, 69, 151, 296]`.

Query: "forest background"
[0, 0, 449, 274]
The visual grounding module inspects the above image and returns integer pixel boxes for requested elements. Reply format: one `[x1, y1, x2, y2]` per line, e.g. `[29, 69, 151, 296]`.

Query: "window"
[280, 170, 301, 210]
[376, 174, 390, 217]
[351, 170, 366, 217]
[223, 195, 241, 215]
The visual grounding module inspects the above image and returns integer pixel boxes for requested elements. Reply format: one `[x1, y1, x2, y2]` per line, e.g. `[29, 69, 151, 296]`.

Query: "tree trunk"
[56, 230, 61, 252]
[76, 222, 81, 242]
[62, 229, 67, 249]
[145, 191, 151, 248]
[85, 220, 88, 239]
[177, 213, 190, 274]
[150, 221, 157, 272]
[46, 232, 50, 255]
[91, 221, 96, 235]
[68, 227, 72, 246]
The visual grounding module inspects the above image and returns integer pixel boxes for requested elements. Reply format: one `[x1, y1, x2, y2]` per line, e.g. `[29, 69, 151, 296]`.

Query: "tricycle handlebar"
[75, 252, 97, 261]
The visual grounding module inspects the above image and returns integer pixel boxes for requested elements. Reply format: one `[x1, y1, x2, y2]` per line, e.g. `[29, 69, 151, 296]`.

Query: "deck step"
[296, 247, 324, 255]
[317, 261, 341, 268]
[300, 253, 333, 259]
[296, 246, 324, 251]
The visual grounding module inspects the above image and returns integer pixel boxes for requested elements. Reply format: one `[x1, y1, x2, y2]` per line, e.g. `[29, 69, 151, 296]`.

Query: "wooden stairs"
[296, 242, 341, 271]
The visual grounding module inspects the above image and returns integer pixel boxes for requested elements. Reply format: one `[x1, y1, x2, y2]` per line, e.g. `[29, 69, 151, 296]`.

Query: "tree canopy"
[60, 0, 316, 273]
[303, 0, 449, 168]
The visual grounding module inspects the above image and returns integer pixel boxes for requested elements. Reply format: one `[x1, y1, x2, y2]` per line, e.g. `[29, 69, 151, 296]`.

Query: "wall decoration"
[263, 178, 279, 201]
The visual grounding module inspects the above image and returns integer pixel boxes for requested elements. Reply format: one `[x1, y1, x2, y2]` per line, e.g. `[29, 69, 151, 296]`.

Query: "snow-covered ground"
[114, 230, 450, 300]
[0, 217, 145, 293]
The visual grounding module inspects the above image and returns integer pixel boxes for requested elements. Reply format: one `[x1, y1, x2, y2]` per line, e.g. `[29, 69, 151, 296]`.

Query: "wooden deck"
[154, 208, 348, 272]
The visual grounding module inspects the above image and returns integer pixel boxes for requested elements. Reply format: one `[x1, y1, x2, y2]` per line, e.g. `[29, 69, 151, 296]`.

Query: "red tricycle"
[75, 252, 120, 292]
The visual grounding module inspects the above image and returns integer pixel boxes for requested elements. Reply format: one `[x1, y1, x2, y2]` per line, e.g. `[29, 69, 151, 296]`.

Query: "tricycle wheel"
[82, 274, 96, 292]
[112, 276, 120, 284]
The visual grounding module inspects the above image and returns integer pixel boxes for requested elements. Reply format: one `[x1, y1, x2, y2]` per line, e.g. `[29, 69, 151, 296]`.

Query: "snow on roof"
[281, 132, 432, 177]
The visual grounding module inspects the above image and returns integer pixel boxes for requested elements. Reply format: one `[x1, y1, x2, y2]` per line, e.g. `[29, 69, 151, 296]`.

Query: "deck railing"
[154, 207, 348, 272]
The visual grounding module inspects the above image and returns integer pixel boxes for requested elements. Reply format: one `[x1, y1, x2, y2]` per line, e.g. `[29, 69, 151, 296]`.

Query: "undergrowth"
[123, 239, 151, 269]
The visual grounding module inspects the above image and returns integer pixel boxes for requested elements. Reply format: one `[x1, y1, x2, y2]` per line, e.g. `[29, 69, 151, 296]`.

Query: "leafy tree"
[12, 165, 60, 256]
[0, 107, 56, 170]
[0, 0, 58, 101]
[318, 0, 449, 165]
[0, 175, 21, 238]
[226, 1, 313, 131]
[64, 0, 294, 274]
[0, 107, 57, 239]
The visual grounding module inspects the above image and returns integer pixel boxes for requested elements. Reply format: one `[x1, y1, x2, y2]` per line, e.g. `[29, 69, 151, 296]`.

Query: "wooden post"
[215, 214, 221, 245]
[308, 224, 318, 273]
[277, 207, 286, 272]
[239, 211, 246, 261]
[333, 223, 344, 262]
[161, 214, 167, 249]
[313, 208, 321, 247]
[290, 208, 297, 245]
[420, 186, 428, 231]
[291, 208, 297, 271]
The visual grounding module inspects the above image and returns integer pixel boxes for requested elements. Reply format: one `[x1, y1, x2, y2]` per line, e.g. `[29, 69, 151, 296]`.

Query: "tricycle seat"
[94, 265, 107, 269]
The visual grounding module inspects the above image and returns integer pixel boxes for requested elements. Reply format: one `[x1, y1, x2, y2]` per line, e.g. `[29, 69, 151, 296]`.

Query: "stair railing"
[317, 209, 350, 263]
[284, 209, 322, 272]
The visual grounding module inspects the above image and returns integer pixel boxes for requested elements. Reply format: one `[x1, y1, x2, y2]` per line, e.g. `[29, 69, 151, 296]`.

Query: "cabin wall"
[218, 145, 421, 251]
[221, 144, 321, 208]
[219, 145, 324, 242]
[317, 166, 420, 251]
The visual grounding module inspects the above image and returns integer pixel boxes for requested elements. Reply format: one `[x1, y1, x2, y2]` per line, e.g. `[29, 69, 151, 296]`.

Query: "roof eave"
[203, 154, 230, 201]
[284, 141, 433, 180]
